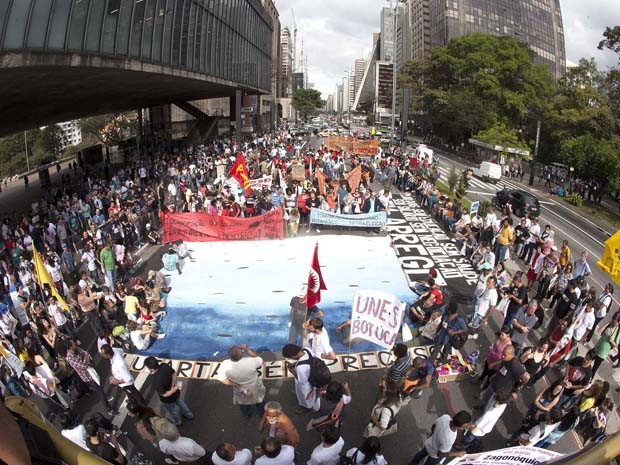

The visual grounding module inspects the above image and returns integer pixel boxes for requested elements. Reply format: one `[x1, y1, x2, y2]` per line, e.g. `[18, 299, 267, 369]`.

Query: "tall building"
[380, 7, 396, 61]
[354, 59, 366, 97]
[280, 27, 293, 97]
[408, 0, 432, 62]
[260, 0, 281, 128]
[57, 121, 82, 149]
[292, 72, 305, 93]
[402, 0, 565, 78]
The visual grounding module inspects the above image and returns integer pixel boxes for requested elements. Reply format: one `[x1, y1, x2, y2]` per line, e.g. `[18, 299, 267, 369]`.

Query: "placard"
[350, 290, 406, 349]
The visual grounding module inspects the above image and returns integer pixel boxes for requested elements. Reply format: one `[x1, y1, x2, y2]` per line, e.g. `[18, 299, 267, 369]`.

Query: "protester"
[219, 344, 267, 418]
[255, 438, 295, 465]
[408, 411, 471, 465]
[212, 443, 253, 465]
[258, 401, 300, 447]
[344, 437, 388, 465]
[157, 421, 206, 464]
[144, 356, 194, 426]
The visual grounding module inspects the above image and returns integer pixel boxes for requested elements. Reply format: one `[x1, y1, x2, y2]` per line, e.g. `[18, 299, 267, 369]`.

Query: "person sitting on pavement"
[162, 247, 182, 275]
[128, 320, 165, 351]
[403, 356, 436, 400]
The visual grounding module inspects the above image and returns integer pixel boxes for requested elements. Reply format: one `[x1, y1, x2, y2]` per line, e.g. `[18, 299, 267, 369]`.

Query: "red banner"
[161, 210, 285, 242]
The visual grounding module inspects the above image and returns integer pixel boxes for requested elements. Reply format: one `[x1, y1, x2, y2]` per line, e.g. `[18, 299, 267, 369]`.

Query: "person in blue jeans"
[145, 357, 194, 426]
[409, 411, 472, 465]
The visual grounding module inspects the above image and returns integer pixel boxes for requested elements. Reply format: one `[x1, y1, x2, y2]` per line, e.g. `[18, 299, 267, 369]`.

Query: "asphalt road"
[11, 141, 593, 465]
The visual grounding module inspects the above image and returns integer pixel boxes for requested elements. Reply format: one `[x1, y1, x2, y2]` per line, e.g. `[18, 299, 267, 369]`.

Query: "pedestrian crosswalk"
[435, 165, 523, 193]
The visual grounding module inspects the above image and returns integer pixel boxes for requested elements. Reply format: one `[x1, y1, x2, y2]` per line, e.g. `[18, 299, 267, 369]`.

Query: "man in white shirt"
[470, 276, 498, 332]
[60, 414, 89, 450]
[158, 422, 206, 465]
[212, 443, 252, 465]
[409, 411, 472, 465]
[48, 296, 78, 341]
[217, 344, 267, 418]
[255, 438, 295, 465]
[100, 344, 146, 405]
[307, 426, 344, 465]
[572, 302, 596, 348]
[303, 318, 336, 360]
[282, 344, 320, 413]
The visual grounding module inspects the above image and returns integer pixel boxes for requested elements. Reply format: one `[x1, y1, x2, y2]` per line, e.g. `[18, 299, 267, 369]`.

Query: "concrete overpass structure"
[0, 0, 274, 137]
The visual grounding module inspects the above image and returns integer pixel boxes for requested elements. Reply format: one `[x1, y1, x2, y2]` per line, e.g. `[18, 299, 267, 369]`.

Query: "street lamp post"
[528, 120, 541, 186]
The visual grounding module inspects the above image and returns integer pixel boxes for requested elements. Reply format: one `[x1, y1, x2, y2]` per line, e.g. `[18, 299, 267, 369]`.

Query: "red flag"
[307, 242, 327, 309]
[229, 153, 251, 194]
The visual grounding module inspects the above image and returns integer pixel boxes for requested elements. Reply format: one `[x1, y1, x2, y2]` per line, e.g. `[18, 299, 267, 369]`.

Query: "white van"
[473, 161, 502, 183]
[414, 144, 434, 165]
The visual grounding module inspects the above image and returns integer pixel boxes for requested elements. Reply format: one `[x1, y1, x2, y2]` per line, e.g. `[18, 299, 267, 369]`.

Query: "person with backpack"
[282, 344, 331, 414]
[342, 437, 387, 465]
[363, 380, 402, 438]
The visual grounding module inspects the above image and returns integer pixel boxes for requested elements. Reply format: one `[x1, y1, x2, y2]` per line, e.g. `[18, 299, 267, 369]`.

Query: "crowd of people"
[0, 129, 616, 465]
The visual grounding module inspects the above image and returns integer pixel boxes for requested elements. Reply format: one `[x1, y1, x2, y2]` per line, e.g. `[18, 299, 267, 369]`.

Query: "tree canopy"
[78, 113, 136, 146]
[292, 89, 325, 121]
[400, 34, 556, 145]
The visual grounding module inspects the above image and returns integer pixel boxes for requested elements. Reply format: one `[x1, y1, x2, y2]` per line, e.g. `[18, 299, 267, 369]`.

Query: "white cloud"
[273, 0, 620, 97]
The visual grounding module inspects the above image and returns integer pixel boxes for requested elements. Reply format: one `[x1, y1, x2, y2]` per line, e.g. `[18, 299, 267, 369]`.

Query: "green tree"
[399, 34, 556, 144]
[474, 121, 528, 150]
[37, 124, 65, 156]
[79, 113, 136, 146]
[545, 58, 614, 142]
[447, 163, 459, 194]
[598, 26, 620, 55]
[559, 134, 620, 191]
[292, 89, 325, 121]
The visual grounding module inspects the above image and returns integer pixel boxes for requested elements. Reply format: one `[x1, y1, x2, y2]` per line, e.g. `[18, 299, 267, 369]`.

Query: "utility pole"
[528, 120, 541, 186]
[390, 0, 398, 147]
[24, 131, 30, 171]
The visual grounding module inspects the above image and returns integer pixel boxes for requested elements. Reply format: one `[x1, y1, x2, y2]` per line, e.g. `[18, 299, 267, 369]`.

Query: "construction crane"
[291, 8, 297, 72]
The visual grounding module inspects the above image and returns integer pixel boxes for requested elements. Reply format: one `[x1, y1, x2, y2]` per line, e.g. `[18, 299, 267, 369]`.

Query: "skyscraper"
[280, 27, 293, 97]
[380, 7, 395, 61]
[402, 0, 566, 78]
[354, 59, 366, 97]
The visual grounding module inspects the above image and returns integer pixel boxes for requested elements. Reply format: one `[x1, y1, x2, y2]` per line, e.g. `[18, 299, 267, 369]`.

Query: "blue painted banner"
[309, 209, 387, 228]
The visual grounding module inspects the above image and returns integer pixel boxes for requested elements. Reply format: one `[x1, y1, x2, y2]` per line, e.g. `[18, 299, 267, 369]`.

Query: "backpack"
[298, 349, 331, 388]
[339, 449, 359, 465]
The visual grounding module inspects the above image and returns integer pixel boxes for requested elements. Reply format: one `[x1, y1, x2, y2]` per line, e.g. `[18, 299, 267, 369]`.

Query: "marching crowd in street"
[0, 130, 616, 465]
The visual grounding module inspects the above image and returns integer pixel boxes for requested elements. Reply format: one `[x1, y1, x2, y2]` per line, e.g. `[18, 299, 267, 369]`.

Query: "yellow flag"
[597, 229, 620, 286]
[32, 245, 70, 311]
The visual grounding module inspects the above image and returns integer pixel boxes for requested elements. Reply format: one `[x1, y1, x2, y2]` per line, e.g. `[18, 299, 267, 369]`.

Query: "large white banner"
[350, 290, 406, 349]
[450, 446, 561, 465]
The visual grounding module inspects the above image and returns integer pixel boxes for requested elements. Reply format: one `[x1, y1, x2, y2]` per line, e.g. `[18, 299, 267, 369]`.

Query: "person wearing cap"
[148, 269, 171, 293]
[535, 246, 560, 301]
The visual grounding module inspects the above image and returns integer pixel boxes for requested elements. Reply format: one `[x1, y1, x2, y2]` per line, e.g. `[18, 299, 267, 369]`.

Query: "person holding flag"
[229, 153, 251, 196]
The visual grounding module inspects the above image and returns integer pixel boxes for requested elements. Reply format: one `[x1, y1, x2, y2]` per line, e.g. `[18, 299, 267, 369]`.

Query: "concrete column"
[235, 90, 242, 143]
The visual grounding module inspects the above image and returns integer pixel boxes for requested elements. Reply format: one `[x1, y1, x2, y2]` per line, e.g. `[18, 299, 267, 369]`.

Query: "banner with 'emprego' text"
[161, 210, 284, 242]
[350, 290, 406, 350]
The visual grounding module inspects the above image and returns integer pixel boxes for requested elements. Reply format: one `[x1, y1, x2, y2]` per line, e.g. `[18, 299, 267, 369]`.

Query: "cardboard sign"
[291, 164, 305, 181]
[350, 290, 406, 349]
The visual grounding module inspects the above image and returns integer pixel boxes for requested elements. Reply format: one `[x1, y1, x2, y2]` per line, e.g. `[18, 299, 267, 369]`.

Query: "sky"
[274, 0, 620, 97]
